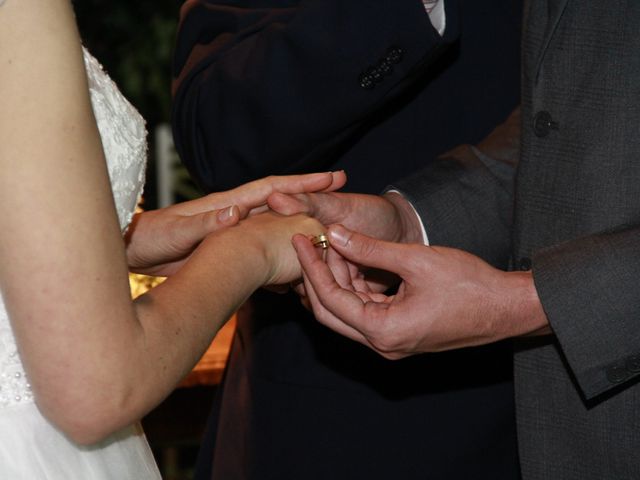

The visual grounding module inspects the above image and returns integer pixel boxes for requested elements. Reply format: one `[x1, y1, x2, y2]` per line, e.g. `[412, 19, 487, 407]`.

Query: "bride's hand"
[197, 211, 326, 288]
[254, 213, 326, 287]
[125, 172, 345, 276]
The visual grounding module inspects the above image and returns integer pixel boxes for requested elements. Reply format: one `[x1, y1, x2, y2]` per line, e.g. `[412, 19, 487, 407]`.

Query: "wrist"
[206, 225, 272, 289]
[219, 215, 300, 287]
[501, 271, 551, 338]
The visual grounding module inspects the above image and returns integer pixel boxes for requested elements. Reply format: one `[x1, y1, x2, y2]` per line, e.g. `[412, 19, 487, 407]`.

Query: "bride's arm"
[0, 0, 323, 444]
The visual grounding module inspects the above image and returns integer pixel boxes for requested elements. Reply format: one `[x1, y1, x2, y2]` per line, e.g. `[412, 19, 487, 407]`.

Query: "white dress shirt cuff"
[386, 189, 430, 245]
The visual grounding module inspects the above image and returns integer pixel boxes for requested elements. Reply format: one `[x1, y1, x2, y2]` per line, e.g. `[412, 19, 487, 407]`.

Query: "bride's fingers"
[172, 206, 241, 251]
[171, 172, 346, 217]
[263, 171, 345, 195]
[194, 205, 241, 233]
[322, 170, 347, 191]
[236, 172, 345, 210]
[126, 206, 234, 269]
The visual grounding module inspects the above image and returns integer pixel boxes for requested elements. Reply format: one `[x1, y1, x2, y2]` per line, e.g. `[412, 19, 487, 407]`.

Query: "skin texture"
[269, 190, 427, 299]
[291, 224, 550, 360]
[269, 188, 550, 357]
[269, 190, 424, 246]
[126, 171, 345, 276]
[0, 0, 336, 445]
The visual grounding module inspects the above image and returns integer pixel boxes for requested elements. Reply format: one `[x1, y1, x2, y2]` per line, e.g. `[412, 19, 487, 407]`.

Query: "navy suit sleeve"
[171, 0, 459, 191]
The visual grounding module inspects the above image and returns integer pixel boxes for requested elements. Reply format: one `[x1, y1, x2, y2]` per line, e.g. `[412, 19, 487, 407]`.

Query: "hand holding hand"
[270, 190, 425, 298]
[125, 172, 346, 276]
[268, 191, 424, 244]
[292, 225, 549, 359]
[195, 211, 326, 290]
[241, 212, 326, 287]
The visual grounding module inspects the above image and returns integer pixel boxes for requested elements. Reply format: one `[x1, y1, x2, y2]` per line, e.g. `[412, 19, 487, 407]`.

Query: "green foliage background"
[75, 0, 182, 127]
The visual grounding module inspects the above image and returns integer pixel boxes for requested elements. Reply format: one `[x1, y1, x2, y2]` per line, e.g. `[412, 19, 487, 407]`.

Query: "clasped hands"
[124, 172, 346, 276]
[127, 171, 549, 359]
[268, 187, 551, 358]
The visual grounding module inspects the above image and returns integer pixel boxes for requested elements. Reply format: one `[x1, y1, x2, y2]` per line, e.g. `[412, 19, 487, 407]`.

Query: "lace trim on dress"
[83, 48, 148, 232]
[0, 297, 34, 408]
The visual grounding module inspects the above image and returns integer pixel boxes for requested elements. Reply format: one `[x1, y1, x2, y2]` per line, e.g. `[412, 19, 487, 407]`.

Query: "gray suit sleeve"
[533, 228, 640, 400]
[390, 107, 520, 269]
[392, 105, 640, 400]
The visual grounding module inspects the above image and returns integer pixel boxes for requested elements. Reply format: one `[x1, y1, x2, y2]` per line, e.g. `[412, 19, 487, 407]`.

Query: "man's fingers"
[292, 234, 387, 336]
[247, 204, 269, 217]
[270, 191, 352, 225]
[325, 247, 356, 291]
[263, 284, 291, 294]
[267, 192, 311, 216]
[327, 224, 413, 276]
[299, 267, 369, 345]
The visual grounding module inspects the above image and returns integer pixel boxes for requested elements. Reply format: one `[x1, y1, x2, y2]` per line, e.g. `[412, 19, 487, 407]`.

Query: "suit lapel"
[534, 0, 570, 83]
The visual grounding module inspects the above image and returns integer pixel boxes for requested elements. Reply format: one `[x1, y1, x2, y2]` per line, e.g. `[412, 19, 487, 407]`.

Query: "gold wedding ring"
[311, 234, 329, 250]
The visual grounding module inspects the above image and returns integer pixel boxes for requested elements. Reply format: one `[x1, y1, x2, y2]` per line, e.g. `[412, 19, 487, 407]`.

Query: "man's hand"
[292, 224, 550, 359]
[270, 190, 426, 298]
[269, 191, 424, 244]
[125, 172, 346, 276]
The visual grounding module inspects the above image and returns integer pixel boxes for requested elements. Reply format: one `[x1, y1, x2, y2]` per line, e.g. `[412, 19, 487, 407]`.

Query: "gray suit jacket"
[394, 0, 640, 478]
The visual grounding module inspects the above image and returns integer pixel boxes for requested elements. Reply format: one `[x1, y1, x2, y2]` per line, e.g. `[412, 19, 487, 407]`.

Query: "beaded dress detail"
[0, 49, 160, 479]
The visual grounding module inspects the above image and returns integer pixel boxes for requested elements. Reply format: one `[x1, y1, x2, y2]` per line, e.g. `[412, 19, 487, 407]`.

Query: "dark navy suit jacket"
[172, 1, 522, 478]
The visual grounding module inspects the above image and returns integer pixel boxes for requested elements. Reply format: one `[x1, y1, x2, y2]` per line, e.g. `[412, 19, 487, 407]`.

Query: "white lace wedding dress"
[0, 50, 162, 479]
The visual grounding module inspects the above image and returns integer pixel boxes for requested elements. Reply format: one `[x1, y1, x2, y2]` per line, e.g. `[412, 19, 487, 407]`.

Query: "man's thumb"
[267, 192, 310, 215]
[327, 224, 405, 274]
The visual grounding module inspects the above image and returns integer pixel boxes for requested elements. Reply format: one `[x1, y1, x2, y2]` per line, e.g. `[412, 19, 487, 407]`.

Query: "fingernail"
[328, 225, 350, 247]
[217, 205, 236, 223]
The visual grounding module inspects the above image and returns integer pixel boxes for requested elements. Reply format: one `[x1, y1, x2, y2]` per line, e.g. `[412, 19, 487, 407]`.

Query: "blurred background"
[76, 0, 202, 210]
[76, 3, 217, 479]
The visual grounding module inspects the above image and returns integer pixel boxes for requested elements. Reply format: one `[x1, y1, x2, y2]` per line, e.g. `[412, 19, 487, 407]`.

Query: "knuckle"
[375, 347, 403, 361]
[297, 215, 322, 235]
[357, 239, 379, 259]
[313, 308, 331, 325]
[369, 335, 399, 355]
[368, 326, 406, 357]
[198, 212, 215, 232]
